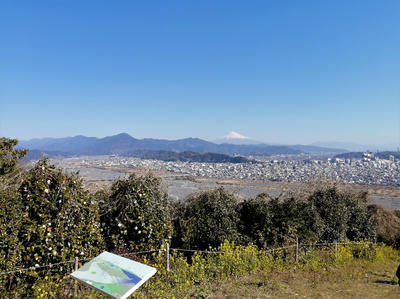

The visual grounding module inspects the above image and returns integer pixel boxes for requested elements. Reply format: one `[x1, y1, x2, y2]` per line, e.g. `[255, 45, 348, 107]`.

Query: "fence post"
[295, 237, 299, 263]
[74, 257, 79, 297]
[335, 241, 338, 259]
[166, 242, 170, 271]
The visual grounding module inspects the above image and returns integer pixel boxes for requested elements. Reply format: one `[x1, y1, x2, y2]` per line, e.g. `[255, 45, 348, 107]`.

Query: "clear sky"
[1, 1, 399, 147]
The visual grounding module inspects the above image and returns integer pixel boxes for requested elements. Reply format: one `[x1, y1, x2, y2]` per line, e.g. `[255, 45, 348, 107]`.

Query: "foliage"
[28, 240, 399, 298]
[173, 188, 240, 250]
[345, 192, 377, 241]
[0, 189, 24, 292]
[99, 173, 172, 251]
[238, 187, 376, 248]
[0, 137, 27, 176]
[17, 159, 104, 283]
[369, 203, 400, 249]
[239, 193, 322, 247]
[238, 194, 273, 247]
[307, 188, 376, 242]
[0, 138, 27, 292]
[131, 150, 251, 163]
[169, 200, 187, 249]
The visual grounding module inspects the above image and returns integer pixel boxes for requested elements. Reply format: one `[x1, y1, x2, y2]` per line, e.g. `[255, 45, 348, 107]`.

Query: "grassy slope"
[195, 260, 400, 298]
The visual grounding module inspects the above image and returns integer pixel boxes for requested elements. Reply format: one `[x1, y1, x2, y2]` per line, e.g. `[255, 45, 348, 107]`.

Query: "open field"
[200, 260, 400, 298]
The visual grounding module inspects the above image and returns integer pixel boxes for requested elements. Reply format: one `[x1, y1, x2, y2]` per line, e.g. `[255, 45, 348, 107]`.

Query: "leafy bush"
[369, 203, 400, 249]
[0, 137, 27, 176]
[173, 188, 240, 250]
[239, 194, 322, 247]
[238, 194, 273, 247]
[307, 188, 376, 242]
[99, 173, 172, 251]
[345, 192, 376, 241]
[17, 159, 104, 282]
[0, 189, 24, 292]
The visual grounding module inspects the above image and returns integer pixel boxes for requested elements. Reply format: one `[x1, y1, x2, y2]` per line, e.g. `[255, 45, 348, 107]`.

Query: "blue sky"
[1, 1, 399, 147]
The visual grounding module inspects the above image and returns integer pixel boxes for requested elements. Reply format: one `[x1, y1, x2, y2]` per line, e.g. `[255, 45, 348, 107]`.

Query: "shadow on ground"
[374, 279, 396, 285]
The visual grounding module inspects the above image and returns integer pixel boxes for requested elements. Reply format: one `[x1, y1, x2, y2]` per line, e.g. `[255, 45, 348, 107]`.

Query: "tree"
[238, 193, 273, 247]
[345, 191, 376, 241]
[252, 195, 321, 247]
[307, 188, 376, 242]
[175, 188, 240, 250]
[0, 138, 27, 176]
[18, 159, 104, 281]
[0, 138, 27, 292]
[99, 173, 172, 251]
[0, 189, 24, 292]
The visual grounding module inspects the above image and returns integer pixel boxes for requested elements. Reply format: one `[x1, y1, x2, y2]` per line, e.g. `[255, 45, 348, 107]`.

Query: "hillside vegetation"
[129, 150, 252, 163]
[1, 137, 400, 298]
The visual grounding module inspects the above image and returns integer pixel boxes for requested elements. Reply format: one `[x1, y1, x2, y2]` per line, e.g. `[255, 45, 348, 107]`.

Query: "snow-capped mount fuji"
[213, 131, 265, 145]
[224, 131, 248, 140]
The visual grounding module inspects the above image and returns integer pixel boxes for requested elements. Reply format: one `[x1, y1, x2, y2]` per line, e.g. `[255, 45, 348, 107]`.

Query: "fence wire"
[0, 240, 375, 276]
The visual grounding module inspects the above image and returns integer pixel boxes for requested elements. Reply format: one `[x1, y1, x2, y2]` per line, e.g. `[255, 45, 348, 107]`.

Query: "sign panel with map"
[71, 251, 157, 299]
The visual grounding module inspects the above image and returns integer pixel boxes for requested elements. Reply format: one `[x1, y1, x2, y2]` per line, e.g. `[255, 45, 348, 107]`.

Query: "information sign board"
[71, 251, 157, 299]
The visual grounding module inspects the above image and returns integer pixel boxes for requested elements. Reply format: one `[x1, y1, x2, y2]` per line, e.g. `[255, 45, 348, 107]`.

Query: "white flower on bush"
[44, 188, 49, 194]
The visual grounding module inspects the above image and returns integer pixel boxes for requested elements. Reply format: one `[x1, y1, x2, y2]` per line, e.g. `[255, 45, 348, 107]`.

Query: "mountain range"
[311, 141, 397, 152]
[18, 133, 347, 159]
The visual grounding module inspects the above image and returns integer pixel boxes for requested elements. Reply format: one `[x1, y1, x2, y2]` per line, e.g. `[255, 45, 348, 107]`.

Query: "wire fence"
[0, 239, 376, 276]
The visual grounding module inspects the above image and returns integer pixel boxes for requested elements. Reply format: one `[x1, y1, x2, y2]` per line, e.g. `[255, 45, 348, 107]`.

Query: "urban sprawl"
[59, 153, 400, 186]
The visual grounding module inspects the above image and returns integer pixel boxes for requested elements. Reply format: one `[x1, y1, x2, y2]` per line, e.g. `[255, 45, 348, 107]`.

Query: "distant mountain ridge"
[18, 133, 347, 158]
[312, 141, 397, 152]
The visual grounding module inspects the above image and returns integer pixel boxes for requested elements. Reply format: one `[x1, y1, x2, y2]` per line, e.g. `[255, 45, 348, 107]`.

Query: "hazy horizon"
[10, 131, 398, 151]
[1, 1, 399, 147]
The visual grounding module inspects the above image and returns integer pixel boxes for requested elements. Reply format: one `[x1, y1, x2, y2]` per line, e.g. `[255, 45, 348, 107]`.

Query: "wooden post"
[74, 257, 79, 296]
[335, 241, 338, 259]
[166, 242, 170, 271]
[295, 237, 299, 263]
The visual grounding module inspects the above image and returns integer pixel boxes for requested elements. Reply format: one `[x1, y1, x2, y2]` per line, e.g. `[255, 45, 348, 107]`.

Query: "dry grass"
[195, 260, 400, 298]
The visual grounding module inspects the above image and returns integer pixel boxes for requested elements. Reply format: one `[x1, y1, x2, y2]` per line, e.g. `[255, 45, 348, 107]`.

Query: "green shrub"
[238, 193, 273, 247]
[99, 173, 172, 251]
[307, 188, 376, 243]
[239, 194, 322, 247]
[0, 137, 27, 176]
[0, 189, 24, 293]
[174, 188, 240, 250]
[17, 159, 104, 283]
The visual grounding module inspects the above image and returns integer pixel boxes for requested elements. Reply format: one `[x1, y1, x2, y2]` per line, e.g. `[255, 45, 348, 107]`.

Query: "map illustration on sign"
[71, 251, 157, 299]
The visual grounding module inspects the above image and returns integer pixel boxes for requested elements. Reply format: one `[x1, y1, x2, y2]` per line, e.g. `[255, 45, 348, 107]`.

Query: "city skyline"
[1, 1, 399, 147]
